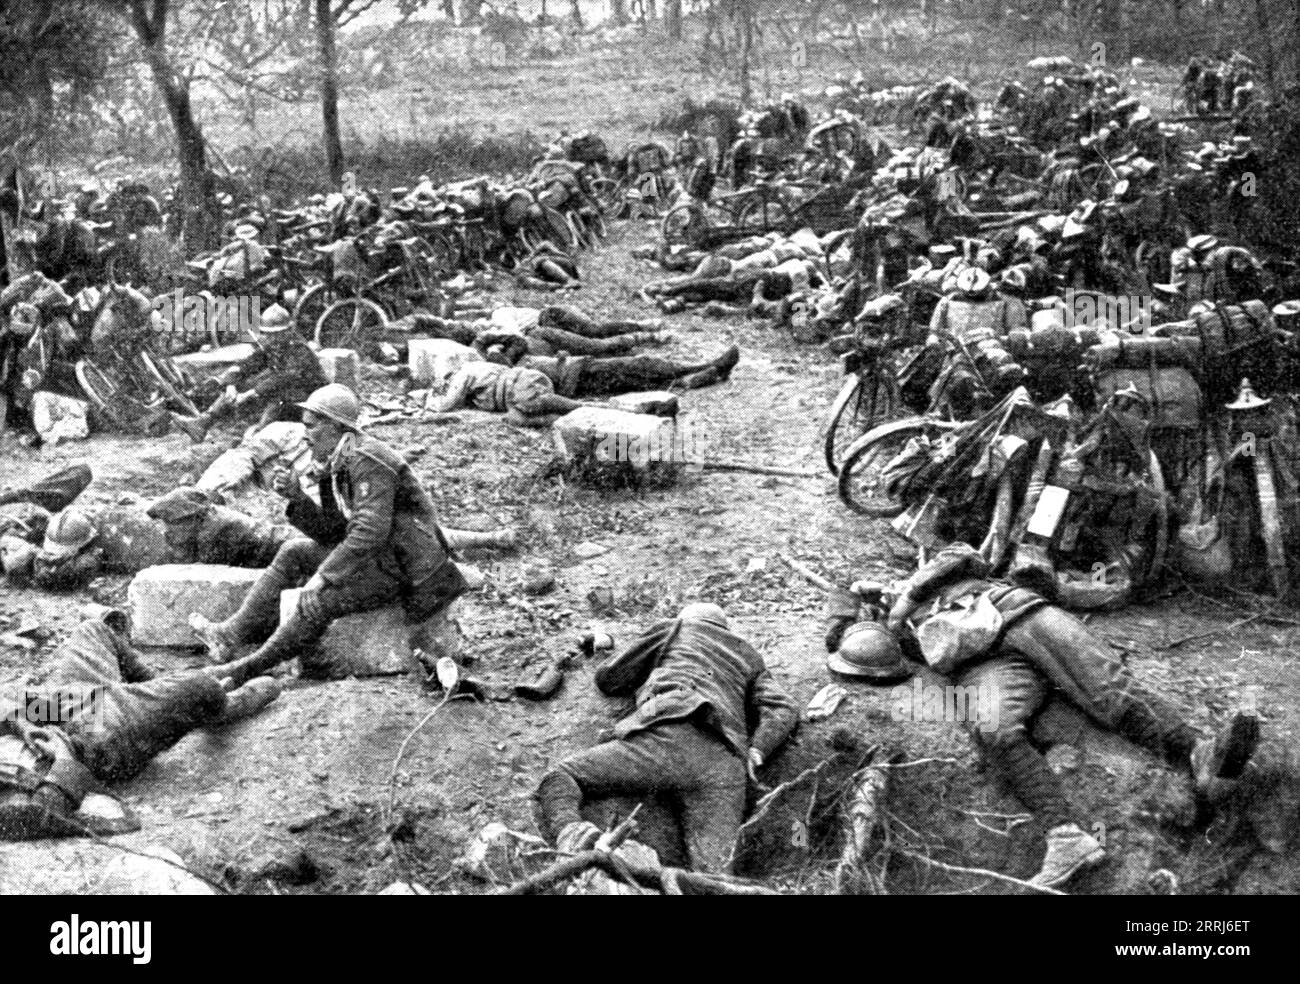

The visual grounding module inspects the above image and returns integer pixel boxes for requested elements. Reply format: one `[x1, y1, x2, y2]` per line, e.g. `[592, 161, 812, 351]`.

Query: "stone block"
[127, 564, 262, 647]
[608, 390, 679, 416]
[173, 343, 257, 383]
[408, 338, 480, 387]
[279, 590, 462, 679]
[316, 348, 360, 391]
[552, 406, 679, 471]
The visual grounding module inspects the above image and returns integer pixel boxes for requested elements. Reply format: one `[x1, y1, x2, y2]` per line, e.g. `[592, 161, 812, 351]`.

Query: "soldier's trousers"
[956, 606, 1199, 827]
[32, 621, 226, 783]
[214, 537, 402, 686]
[535, 720, 747, 874]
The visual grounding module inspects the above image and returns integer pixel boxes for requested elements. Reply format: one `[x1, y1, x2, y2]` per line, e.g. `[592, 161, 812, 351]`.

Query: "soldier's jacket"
[286, 432, 449, 594]
[594, 618, 799, 762]
[235, 337, 328, 406]
[193, 506, 291, 569]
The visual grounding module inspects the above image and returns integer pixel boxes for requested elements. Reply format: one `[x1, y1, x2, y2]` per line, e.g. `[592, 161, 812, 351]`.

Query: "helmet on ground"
[296, 383, 360, 430]
[258, 303, 292, 334]
[827, 621, 912, 683]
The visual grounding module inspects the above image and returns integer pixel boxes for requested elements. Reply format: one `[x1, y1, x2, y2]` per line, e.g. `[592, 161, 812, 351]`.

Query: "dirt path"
[2, 219, 1297, 894]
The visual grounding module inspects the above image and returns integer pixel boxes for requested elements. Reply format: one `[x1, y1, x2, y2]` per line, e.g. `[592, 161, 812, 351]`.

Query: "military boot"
[1030, 823, 1106, 889]
[1192, 711, 1262, 798]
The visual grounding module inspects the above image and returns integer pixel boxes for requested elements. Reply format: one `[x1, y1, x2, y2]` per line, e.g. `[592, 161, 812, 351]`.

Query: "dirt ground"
[2, 214, 1298, 895]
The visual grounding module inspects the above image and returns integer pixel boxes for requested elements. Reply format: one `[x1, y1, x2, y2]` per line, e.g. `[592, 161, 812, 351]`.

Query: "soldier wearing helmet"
[170, 303, 327, 443]
[535, 602, 798, 874]
[824, 543, 1264, 890]
[26, 509, 105, 591]
[190, 384, 467, 686]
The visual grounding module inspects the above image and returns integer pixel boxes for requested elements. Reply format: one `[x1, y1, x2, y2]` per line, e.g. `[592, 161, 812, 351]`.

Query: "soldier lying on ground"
[170, 304, 328, 444]
[0, 508, 104, 591]
[534, 603, 799, 875]
[0, 609, 280, 840]
[190, 384, 468, 686]
[391, 304, 665, 363]
[824, 542, 1264, 890]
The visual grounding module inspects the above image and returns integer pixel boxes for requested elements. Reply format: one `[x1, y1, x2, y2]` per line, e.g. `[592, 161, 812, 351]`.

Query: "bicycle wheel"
[315, 297, 389, 350]
[292, 282, 345, 338]
[422, 230, 459, 279]
[537, 206, 576, 254]
[735, 189, 792, 236]
[591, 178, 624, 218]
[661, 200, 709, 248]
[837, 417, 949, 517]
[75, 358, 145, 431]
[823, 367, 900, 476]
[138, 348, 200, 416]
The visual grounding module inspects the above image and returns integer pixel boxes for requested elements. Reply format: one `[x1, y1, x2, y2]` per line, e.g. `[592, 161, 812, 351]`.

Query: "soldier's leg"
[217, 559, 401, 687]
[529, 325, 650, 357]
[539, 306, 656, 338]
[1001, 607, 1200, 769]
[958, 655, 1075, 829]
[569, 348, 737, 397]
[194, 538, 330, 658]
[534, 723, 696, 844]
[674, 726, 749, 874]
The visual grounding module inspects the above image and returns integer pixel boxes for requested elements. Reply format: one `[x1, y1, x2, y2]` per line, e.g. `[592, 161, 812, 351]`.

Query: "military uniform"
[535, 617, 798, 873]
[233, 337, 329, 426]
[210, 431, 464, 685]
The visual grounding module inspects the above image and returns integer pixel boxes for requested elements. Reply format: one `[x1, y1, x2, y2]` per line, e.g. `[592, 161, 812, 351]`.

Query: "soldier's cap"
[297, 383, 361, 430]
[679, 602, 728, 630]
[1152, 279, 1186, 296]
[257, 303, 293, 334]
[233, 222, 260, 241]
[1188, 233, 1219, 253]
[147, 487, 216, 524]
[999, 267, 1028, 293]
[952, 266, 991, 296]
[1271, 299, 1300, 319]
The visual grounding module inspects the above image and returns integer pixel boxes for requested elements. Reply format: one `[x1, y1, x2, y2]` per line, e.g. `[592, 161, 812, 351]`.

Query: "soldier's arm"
[748, 669, 799, 762]
[286, 471, 346, 544]
[313, 456, 397, 586]
[592, 620, 678, 696]
[435, 367, 475, 413]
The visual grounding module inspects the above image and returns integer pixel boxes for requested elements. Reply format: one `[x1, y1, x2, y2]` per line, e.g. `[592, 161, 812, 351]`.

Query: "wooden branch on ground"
[896, 848, 1065, 895]
[777, 551, 837, 593]
[701, 460, 821, 479]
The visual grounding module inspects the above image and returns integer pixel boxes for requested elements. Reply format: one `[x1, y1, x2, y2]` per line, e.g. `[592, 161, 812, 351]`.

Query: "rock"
[316, 348, 360, 392]
[127, 564, 262, 647]
[96, 846, 217, 895]
[408, 338, 481, 388]
[174, 343, 257, 382]
[552, 406, 679, 472]
[608, 390, 679, 417]
[31, 391, 89, 444]
[522, 565, 556, 595]
[573, 541, 610, 559]
[279, 590, 462, 678]
[228, 841, 319, 887]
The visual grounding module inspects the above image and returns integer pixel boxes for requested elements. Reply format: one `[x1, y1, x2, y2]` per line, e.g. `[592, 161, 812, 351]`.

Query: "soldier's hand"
[298, 573, 326, 622]
[272, 464, 300, 500]
[746, 748, 764, 784]
[24, 726, 75, 762]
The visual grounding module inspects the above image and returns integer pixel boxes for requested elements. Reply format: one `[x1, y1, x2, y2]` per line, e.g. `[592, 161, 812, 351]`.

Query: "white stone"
[552, 406, 678, 470]
[408, 338, 481, 387]
[127, 564, 262, 647]
[31, 391, 89, 443]
[279, 590, 462, 678]
[316, 348, 360, 391]
[96, 846, 217, 895]
[608, 390, 679, 415]
[174, 343, 257, 381]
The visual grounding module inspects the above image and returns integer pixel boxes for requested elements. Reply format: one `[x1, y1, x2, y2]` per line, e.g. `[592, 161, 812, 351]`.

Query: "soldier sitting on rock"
[0, 608, 280, 840]
[534, 603, 799, 874]
[824, 542, 1265, 890]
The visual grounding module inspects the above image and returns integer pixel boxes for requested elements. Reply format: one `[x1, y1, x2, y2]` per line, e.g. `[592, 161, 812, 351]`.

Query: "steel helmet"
[296, 383, 360, 430]
[827, 621, 912, 683]
[953, 266, 991, 297]
[679, 602, 728, 630]
[257, 303, 292, 334]
[42, 509, 98, 558]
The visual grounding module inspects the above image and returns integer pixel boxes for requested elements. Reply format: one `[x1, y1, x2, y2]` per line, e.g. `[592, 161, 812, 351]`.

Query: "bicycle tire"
[75, 358, 142, 431]
[735, 189, 792, 236]
[139, 348, 199, 417]
[837, 417, 949, 517]
[824, 368, 900, 476]
[292, 283, 344, 339]
[315, 297, 389, 350]
[591, 178, 624, 218]
[537, 205, 576, 254]
[422, 230, 459, 279]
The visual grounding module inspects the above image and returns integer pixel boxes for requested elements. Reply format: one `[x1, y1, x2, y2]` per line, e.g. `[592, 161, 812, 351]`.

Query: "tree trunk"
[315, 0, 345, 186]
[128, 0, 216, 251]
[1254, 0, 1275, 95]
[610, 0, 628, 25]
[666, 0, 682, 37]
